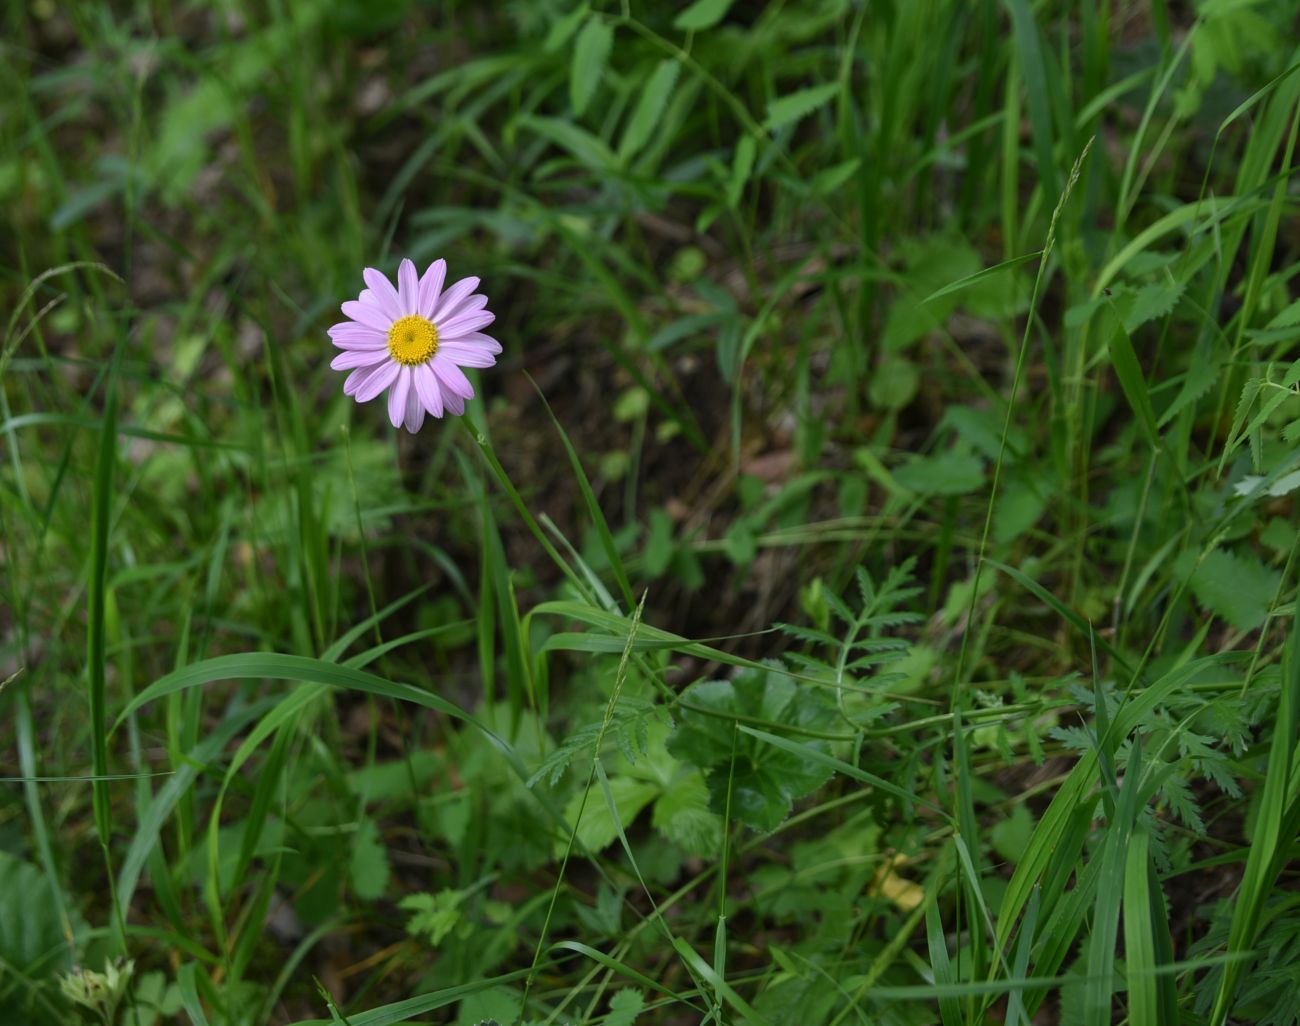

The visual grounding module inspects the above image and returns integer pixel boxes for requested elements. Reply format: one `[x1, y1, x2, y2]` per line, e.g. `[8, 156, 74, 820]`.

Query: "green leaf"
[350, 818, 391, 901]
[643, 508, 676, 577]
[400, 889, 464, 948]
[0, 852, 72, 975]
[722, 519, 758, 565]
[673, 0, 735, 31]
[993, 469, 1050, 544]
[810, 157, 860, 195]
[727, 134, 756, 207]
[619, 60, 680, 160]
[520, 115, 616, 171]
[455, 986, 520, 1026]
[651, 770, 723, 855]
[605, 988, 646, 1026]
[1106, 305, 1160, 448]
[1157, 354, 1220, 428]
[921, 250, 1042, 305]
[990, 804, 1036, 865]
[763, 83, 840, 131]
[1123, 280, 1185, 331]
[543, 3, 589, 53]
[893, 448, 986, 495]
[1005, 0, 1058, 199]
[667, 663, 838, 831]
[884, 236, 983, 352]
[1266, 296, 1300, 329]
[1186, 547, 1282, 632]
[561, 776, 660, 853]
[570, 17, 612, 116]
[868, 355, 920, 411]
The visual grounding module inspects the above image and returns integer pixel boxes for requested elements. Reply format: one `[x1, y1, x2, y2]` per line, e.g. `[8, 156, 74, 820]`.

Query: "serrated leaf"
[668, 662, 838, 831]
[1187, 547, 1282, 632]
[763, 83, 840, 131]
[651, 770, 723, 855]
[1234, 468, 1300, 499]
[1158, 772, 1205, 833]
[1158, 356, 1220, 427]
[570, 17, 612, 117]
[400, 889, 464, 948]
[776, 623, 839, 647]
[619, 60, 680, 159]
[673, 0, 736, 31]
[1222, 377, 1264, 466]
[605, 988, 646, 1026]
[1123, 281, 1185, 331]
[349, 817, 390, 900]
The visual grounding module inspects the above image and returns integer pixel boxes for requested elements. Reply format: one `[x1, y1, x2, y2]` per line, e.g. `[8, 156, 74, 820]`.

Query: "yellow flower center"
[386, 315, 438, 366]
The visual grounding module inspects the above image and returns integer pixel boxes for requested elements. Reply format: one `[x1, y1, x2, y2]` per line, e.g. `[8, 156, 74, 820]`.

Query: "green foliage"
[401, 890, 466, 949]
[3, 1, 1299, 1024]
[1182, 547, 1283, 632]
[668, 663, 839, 831]
[0, 852, 72, 979]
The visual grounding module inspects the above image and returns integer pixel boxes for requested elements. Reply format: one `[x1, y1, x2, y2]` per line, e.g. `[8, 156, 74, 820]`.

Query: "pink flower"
[329, 258, 501, 432]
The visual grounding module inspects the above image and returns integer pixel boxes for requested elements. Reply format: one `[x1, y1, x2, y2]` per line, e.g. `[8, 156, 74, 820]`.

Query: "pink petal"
[329, 324, 387, 349]
[344, 362, 390, 397]
[444, 294, 487, 317]
[432, 357, 475, 400]
[331, 349, 389, 370]
[437, 340, 498, 368]
[329, 321, 379, 338]
[403, 384, 425, 432]
[455, 331, 503, 354]
[355, 360, 400, 403]
[332, 336, 388, 351]
[363, 268, 403, 321]
[388, 366, 411, 428]
[438, 309, 495, 340]
[418, 259, 447, 319]
[341, 300, 392, 332]
[414, 365, 443, 419]
[440, 378, 466, 417]
[430, 276, 480, 323]
[397, 259, 419, 317]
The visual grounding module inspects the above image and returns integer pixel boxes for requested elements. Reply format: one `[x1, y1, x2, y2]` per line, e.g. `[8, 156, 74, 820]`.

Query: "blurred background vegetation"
[3, 0, 1300, 1023]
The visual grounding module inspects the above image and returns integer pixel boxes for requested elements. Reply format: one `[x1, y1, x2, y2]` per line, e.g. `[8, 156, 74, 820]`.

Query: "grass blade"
[1210, 598, 1300, 1024]
[88, 367, 119, 852]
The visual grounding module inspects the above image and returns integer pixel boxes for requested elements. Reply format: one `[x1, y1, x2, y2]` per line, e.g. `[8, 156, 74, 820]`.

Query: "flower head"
[329, 258, 501, 432]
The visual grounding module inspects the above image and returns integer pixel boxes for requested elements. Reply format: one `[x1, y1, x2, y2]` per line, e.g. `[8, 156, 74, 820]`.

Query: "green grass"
[3, 1, 1300, 1024]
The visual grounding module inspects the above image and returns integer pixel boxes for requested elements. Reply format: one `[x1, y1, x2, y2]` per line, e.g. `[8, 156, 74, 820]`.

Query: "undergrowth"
[2, 1, 1299, 1025]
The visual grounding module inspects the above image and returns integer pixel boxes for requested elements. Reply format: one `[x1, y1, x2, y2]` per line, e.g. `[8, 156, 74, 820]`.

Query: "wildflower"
[329, 258, 501, 432]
